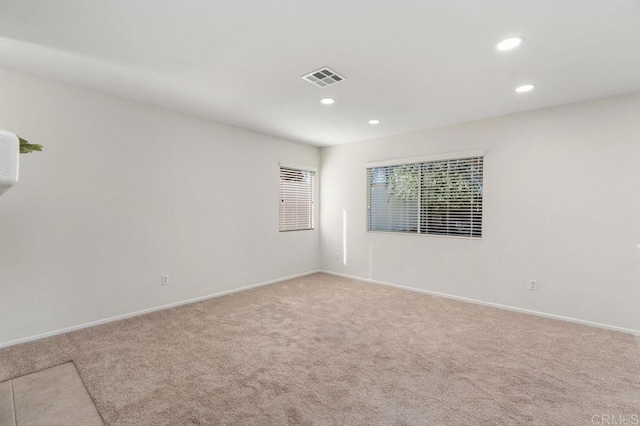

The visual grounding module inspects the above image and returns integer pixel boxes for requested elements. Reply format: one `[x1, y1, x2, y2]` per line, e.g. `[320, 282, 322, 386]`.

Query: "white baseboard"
[4, 268, 636, 349]
[0, 270, 320, 349]
[321, 270, 640, 337]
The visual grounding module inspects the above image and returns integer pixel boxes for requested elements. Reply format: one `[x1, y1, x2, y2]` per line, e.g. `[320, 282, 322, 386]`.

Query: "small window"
[279, 166, 315, 232]
[367, 154, 483, 238]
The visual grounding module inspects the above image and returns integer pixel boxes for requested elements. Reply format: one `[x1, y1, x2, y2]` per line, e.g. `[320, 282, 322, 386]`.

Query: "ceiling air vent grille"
[301, 67, 346, 88]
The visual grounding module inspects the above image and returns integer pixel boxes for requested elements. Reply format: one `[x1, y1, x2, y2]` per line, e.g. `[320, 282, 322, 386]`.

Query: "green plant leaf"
[18, 137, 44, 154]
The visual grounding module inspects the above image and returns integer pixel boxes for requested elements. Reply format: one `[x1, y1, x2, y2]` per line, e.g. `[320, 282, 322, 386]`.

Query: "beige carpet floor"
[0, 273, 638, 425]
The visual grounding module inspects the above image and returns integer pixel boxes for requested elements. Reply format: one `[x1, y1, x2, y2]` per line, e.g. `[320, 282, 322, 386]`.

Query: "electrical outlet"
[161, 275, 170, 286]
[335, 252, 340, 260]
[529, 279, 538, 291]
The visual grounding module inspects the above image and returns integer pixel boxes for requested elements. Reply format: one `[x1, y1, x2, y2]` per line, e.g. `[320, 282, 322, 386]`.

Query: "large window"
[279, 165, 315, 232]
[367, 152, 483, 238]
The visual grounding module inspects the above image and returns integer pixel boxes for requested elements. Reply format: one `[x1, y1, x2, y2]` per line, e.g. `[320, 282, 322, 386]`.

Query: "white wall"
[0, 68, 320, 346]
[320, 92, 640, 333]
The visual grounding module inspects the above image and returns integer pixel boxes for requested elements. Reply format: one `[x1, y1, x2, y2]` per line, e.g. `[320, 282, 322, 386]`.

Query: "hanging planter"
[0, 130, 43, 197]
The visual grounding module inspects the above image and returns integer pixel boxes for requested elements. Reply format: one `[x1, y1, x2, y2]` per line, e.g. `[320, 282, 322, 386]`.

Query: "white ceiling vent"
[301, 67, 346, 88]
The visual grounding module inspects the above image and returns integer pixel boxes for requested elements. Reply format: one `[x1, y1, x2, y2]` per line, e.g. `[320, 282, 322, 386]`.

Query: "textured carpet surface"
[0, 273, 638, 425]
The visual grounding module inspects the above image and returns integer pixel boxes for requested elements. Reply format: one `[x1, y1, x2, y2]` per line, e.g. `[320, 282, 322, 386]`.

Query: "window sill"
[366, 230, 482, 241]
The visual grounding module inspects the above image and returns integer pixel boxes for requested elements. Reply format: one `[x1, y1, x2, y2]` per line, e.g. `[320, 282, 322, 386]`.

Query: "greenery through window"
[367, 156, 483, 238]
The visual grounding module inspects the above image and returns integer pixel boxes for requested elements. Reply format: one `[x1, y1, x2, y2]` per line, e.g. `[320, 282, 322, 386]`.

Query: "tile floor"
[0, 363, 102, 426]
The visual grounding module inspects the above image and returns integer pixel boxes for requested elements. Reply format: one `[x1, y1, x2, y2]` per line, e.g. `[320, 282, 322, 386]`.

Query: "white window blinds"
[367, 154, 483, 238]
[279, 166, 315, 232]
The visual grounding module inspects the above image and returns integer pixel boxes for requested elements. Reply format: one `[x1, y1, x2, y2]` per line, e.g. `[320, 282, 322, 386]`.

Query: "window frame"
[365, 150, 484, 240]
[279, 162, 317, 232]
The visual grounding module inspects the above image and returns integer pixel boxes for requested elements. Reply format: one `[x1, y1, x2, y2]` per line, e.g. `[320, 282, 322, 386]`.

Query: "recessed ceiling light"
[320, 98, 335, 105]
[515, 84, 535, 93]
[497, 36, 523, 51]
[368, 119, 381, 125]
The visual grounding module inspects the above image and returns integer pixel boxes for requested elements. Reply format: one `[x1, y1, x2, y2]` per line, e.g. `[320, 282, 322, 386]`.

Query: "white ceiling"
[1, 0, 639, 146]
